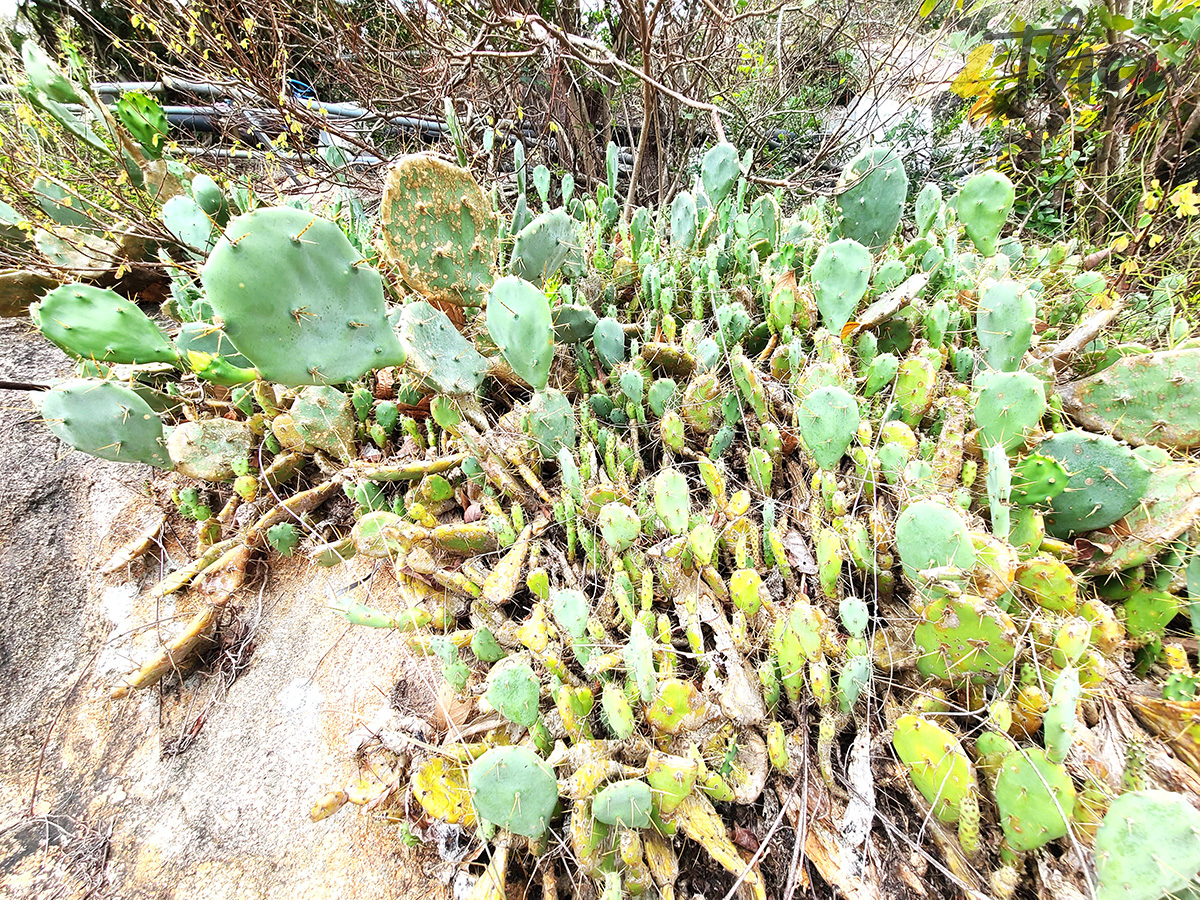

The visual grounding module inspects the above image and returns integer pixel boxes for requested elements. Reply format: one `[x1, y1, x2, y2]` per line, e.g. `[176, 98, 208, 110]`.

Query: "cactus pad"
[593, 779, 652, 829]
[511, 209, 577, 287]
[835, 145, 908, 250]
[1057, 347, 1200, 449]
[468, 746, 558, 838]
[915, 594, 1018, 682]
[893, 714, 975, 823]
[397, 300, 489, 394]
[380, 154, 499, 306]
[994, 748, 1075, 852]
[202, 207, 405, 385]
[486, 276, 554, 391]
[811, 239, 872, 335]
[1094, 790, 1200, 900]
[798, 385, 861, 471]
[974, 370, 1046, 451]
[485, 659, 541, 727]
[33, 284, 180, 366]
[895, 499, 976, 578]
[1037, 430, 1152, 538]
[39, 379, 170, 468]
[976, 280, 1035, 373]
[957, 171, 1014, 257]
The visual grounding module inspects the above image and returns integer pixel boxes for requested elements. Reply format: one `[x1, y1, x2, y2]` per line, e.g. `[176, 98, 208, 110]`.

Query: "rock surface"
[0, 320, 451, 899]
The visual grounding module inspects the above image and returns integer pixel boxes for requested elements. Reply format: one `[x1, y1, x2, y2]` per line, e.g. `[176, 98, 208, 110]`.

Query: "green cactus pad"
[894, 355, 938, 425]
[701, 144, 740, 206]
[1037, 430, 1152, 538]
[646, 752, 698, 817]
[486, 276, 554, 391]
[593, 317, 626, 369]
[524, 388, 576, 459]
[468, 746, 558, 838]
[593, 779, 652, 829]
[550, 588, 590, 640]
[811, 239, 872, 335]
[39, 379, 171, 468]
[511, 209, 577, 287]
[772, 601, 825, 704]
[289, 386, 356, 459]
[1043, 665, 1081, 764]
[162, 195, 217, 254]
[863, 352, 899, 397]
[645, 678, 707, 734]
[397, 300, 489, 394]
[1057, 348, 1200, 449]
[915, 594, 1018, 682]
[1122, 587, 1180, 645]
[893, 714, 975, 823]
[598, 502, 641, 552]
[485, 659, 542, 727]
[653, 467, 690, 535]
[976, 280, 1035, 373]
[895, 499, 976, 577]
[915, 183, 943, 235]
[1015, 555, 1077, 612]
[202, 207, 405, 385]
[670, 192, 698, 248]
[974, 370, 1046, 451]
[835, 145, 908, 250]
[602, 683, 636, 739]
[994, 748, 1075, 852]
[380, 154, 498, 306]
[956, 171, 1015, 257]
[1094, 790, 1200, 900]
[552, 304, 599, 344]
[1011, 453, 1069, 506]
[798, 385, 861, 471]
[33, 284, 180, 366]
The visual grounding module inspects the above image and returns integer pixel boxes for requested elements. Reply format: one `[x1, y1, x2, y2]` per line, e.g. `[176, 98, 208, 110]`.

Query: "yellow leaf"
[919, 0, 939, 17]
[952, 44, 996, 99]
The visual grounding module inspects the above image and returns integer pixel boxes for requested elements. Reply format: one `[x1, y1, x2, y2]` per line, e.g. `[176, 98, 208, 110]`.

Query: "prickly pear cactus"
[380, 154, 499, 306]
[39, 379, 172, 468]
[19, 106, 1200, 900]
[835, 145, 908, 250]
[202, 206, 406, 384]
[33, 284, 180, 366]
[1094, 790, 1200, 900]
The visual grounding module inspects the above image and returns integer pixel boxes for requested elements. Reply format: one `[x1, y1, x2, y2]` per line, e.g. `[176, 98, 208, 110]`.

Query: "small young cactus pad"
[593, 779, 652, 829]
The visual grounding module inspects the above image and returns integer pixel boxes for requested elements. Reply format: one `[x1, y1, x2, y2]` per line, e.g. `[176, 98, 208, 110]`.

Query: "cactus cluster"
[17, 122, 1200, 900]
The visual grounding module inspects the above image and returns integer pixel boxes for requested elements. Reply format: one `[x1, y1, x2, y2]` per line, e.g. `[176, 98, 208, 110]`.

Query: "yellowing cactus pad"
[413, 757, 477, 826]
